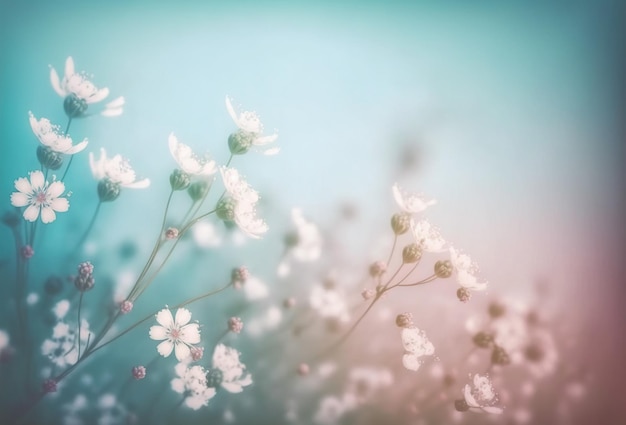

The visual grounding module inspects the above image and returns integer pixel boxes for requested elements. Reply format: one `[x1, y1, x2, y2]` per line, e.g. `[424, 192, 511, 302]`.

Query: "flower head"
[218, 167, 267, 238]
[29, 113, 88, 154]
[411, 220, 446, 252]
[149, 307, 201, 361]
[171, 362, 216, 409]
[10, 171, 69, 223]
[400, 326, 435, 371]
[449, 247, 488, 291]
[392, 183, 436, 214]
[210, 344, 252, 393]
[89, 148, 150, 188]
[225, 96, 278, 155]
[168, 133, 217, 176]
[462, 374, 503, 414]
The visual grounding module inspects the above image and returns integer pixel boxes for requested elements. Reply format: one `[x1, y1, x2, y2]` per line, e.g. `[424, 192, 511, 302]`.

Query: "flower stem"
[59, 118, 74, 181]
[77, 292, 84, 360]
[74, 201, 102, 253]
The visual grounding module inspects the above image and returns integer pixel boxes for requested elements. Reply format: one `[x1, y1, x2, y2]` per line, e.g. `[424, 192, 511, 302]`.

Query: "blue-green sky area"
[0, 0, 624, 422]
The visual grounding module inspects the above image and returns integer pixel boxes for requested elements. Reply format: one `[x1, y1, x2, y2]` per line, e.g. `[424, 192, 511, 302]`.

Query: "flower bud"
[216, 197, 237, 221]
[228, 317, 244, 334]
[434, 260, 453, 279]
[456, 288, 471, 303]
[491, 345, 511, 366]
[395, 312, 414, 328]
[97, 179, 121, 203]
[77, 261, 94, 277]
[165, 227, 179, 240]
[187, 180, 211, 202]
[391, 213, 411, 235]
[283, 297, 296, 309]
[402, 243, 422, 263]
[169, 169, 191, 191]
[297, 363, 310, 376]
[488, 301, 506, 318]
[74, 274, 95, 292]
[323, 278, 336, 290]
[443, 373, 456, 387]
[44, 276, 63, 296]
[361, 288, 375, 300]
[524, 344, 544, 363]
[132, 366, 146, 380]
[284, 231, 299, 248]
[231, 266, 249, 288]
[21, 245, 34, 260]
[120, 300, 133, 314]
[473, 331, 494, 348]
[2, 211, 20, 228]
[37, 146, 64, 170]
[190, 346, 204, 361]
[228, 130, 254, 155]
[63, 94, 88, 118]
[206, 369, 223, 388]
[454, 399, 469, 412]
[42, 379, 57, 393]
[369, 261, 387, 278]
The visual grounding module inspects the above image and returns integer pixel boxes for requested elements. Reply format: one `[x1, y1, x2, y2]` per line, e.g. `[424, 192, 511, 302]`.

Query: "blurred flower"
[218, 167, 267, 238]
[313, 394, 357, 425]
[411, 220, 446, 252]
[523, 329, 558, 378]
[278, 208, 322, 276]
[246, 306, 282, 338]
[400, 326, 435, 371]
[10, 170, 69, 223]
[168, 133, 217, 176]
[171, 362, 216, 410]
[29, 112, 88, 154]
[149, 307, 201, 361]
[462, 374, 503, 414]
[225, 96, 278, 155]
[211, 344, 253, 393]
[132, 366, 146, 380]
[41, 319, 92, 368]
[309, 284, 350, 324]
[449, 247, 488, 291]
[392, 183, 436, 214]
[89, 148, 150, 189]
[347, 367, 393, 402]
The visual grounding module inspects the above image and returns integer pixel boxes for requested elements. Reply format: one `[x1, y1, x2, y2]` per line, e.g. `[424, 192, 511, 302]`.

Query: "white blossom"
[219, 167, 267, 238]
[449, 247, 488, 291]
[168, 133, 217, 176]
[411, 220, 446, 252]
[309, 285, 350, 323]
[50, 57, 109, 104]
[10, 170, 69, 223]
[29, 113, 88, 154]
[211, 344, 252, 393]
[89, 148, 150, 188]
[171, 362, 216, 410]
[225, 96, 279, 155]
[149, 307, 201, 361]
[463, 374, 503, 414]
[400, 326, 435, 371]
[392, 183, 436, 214]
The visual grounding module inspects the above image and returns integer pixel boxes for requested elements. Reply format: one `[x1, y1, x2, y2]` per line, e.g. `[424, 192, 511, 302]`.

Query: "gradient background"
[0, 0, 624, 424]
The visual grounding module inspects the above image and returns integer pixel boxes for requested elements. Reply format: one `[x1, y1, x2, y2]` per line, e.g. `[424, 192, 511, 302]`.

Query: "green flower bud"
[63, 94, 88, 118]
[491, 345, 511, 365]
[169, 169, 191, 191]
[457, 287, 471, 303]
[206, 369, 223, 388]
[454, 399, 469, 412]
[434, 260, 453, 279]
[395, 313, 413, 328]
[488, 301, 506, 318]
[391, 212, 411, 235]
[228, 130, 254, 155]
[187, 180, 211, 202]
[37, 146, 64, 170]
[2, 211, 20, 228]
[216, 197, 237, 221]
[473, 331, 494, 348]
[402, 243, 422, 263]
[97, 179, 121, 203]
[284, 231, 299, 248]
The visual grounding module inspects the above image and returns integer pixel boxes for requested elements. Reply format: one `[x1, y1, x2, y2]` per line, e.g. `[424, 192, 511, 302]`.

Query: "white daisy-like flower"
[168, 133, 217, 176]
[10, 170, 69, 224]
[219, 167, 268, 238]
[463, 374, 503, 414]
[171, 362, 216, 410]
[449, 247, 488, 291]
[149, 307, 201, 361]
[29, 113, 88, 154]
[211, 344, 253, 393]
[400, 326, 435, 371]
[309, 285, 350, 324]
[392, 183, 436, 214]
[225, 96, 279, 155]
[411, 220, 446, 252]
[89, 148, 150, 188]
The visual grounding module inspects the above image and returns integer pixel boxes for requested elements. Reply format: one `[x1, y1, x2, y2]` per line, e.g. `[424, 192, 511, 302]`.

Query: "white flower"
[449, 247, 488, 291]
[10, 170, 69, 223]
[50, 57, 109, 104]
[219, 167, 268, 238]
[278, 208, 322, 276]
[225, 96, 279, 155]
[149, 307, 201, 361]
[211, 344, 252, 393]
[411, 220, 446, 252]
[29, 113, 88, 154]
[392, 183, 436, 213]
[171, 362, 216, 410]
[463, 374, 503, 414]
[309, 285, 350, 323]
[313, 394, 357, 425]
[168, 133, 217, 176]
[89, 148, 150, 188]
[400, 326, 435, 371]
[523, 329, 558, 379]
[53, 300, 71, 319]
[347, 367, 393, 402]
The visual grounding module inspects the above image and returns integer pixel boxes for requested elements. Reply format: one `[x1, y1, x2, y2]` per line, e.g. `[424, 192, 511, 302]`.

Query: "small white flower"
[29, 113, 88, 154]
[53, 300, 71, 319]
[309, 285, 350, 323]
[149, 307, 201, 361]
[400, 326, 435, 371]
[50, 57, 110, 104]
[10, 170, 69, 224]
[449, 247, 488, 291]
[411, 220, 446, 252]
[168, 133, 217, 176]
[211, 344, 252, 393]
[89, 148, 150, 188]
[225, 96, 279, 155]
[219, 167, 268, 238]
[313, 394, 357, 425]
[463, 374, 503, 414]
[392, 183, 436, 214]
[278, 208, 322, 276]
[171, 362, 216, 410]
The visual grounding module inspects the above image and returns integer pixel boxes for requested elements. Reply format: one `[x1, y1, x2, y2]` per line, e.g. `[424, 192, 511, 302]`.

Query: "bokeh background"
[1, 0, 624, 424]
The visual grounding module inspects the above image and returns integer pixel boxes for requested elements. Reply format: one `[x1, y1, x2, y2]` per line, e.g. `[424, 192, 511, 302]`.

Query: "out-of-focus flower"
[411, 220, 446, 252]
[149, 307, 201, 361]
[347, 367, 393, 402]
[89, 148, 150, 189]
[400, 326, 435, 371]
[313, 394, 357, 425]
[210, 344, 253, 393]
[29, 113, 88, 154]
[41, 319, 92, 369]
[392, 183, 436, 214]
[168, 133, 217, 176]
[523, 329, 558, 378]
[217, 167, 267, 238]
[449, 247, 488, 291]
[462, 374, 503, 414]
[246, 306, 282, 338]
[278, 208, 322, 277]
[171, 362, 216, 410]
[309, 285, 350, 324]
[11, 170, 69, 224]
[132, 366, 146, 380]
[225, 96, 278, 155]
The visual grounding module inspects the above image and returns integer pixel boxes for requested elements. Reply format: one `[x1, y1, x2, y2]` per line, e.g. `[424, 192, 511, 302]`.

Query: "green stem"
[74, 201, 102, 252]
[77, 292, 84, 360]
[385, 234, 397, 266]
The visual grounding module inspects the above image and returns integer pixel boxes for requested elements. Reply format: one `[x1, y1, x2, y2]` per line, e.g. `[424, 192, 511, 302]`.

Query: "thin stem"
[77, 292, 84, 360]
[394, 273, 438, 288]
[74, 201, 102, 252]
[59, 118, 74, 181]
[385, 234, 397, 266]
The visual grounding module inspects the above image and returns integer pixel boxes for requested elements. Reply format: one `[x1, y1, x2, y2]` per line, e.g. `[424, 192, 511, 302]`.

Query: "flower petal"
[149, 325, 168, 341]
[174, 308, 192, 326]
[50, 197, 69, 212]
[101, 107, 124, 117]
[14, 177, 32, 194]
[40, 207, 56, 224]
[65, 138, 88, 155]
[30, 171, 45, 191]
[402, 354, 420, 371]
[64, 57, 75, 79]
[156, 340, 174, 357]
[105, 96, 125, 108]
[46, 181, 65, 199]
[11, 192, 29, 207]
[180, 323, 200, 345]
[225, 96, 239, 126]
[50, 68, 65, 97]
[155, 308, 174, 329]
[86, 87, 109, 104]
[481, 406, 504, 414]
[174, 342, 191, 361]
[124, 178, 150, 189]
[464, 384, 479, 407]
[23, 204, 40, 222]
[221, 382, 243, 393]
